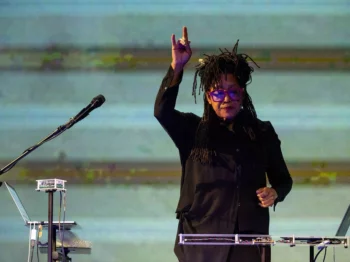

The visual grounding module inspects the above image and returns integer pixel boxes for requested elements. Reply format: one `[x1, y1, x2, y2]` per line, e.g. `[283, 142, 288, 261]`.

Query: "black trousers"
[226, 242, 271, 262]
[226, 223, 271, 262]
[175, 218, 271, 262]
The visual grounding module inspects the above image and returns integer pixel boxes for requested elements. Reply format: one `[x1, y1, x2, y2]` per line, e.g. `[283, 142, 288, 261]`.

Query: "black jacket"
[154, 66, 293, 262]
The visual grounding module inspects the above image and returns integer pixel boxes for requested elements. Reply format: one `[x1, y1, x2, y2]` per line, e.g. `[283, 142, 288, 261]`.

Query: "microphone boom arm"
[0, 94, 106, 186]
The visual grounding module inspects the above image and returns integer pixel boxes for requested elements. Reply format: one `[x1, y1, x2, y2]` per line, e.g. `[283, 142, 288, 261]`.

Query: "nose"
[223, 92, 232, 102]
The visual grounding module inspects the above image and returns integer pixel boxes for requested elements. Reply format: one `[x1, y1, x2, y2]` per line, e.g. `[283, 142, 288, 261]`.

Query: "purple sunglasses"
[209, 89, 243, 102]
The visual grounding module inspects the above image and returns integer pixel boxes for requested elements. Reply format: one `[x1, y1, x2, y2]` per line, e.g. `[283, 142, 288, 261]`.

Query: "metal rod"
[48, 191, 54, 262]
[309, 246, 314, 262]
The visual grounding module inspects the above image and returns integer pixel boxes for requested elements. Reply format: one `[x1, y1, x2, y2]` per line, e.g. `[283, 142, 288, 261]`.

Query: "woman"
[154, 26, 293, 262]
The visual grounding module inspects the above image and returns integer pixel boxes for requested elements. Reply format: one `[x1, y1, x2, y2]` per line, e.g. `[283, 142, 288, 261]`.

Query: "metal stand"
[47, 190, 57, 262]
[309, 246, 314, 262]
[0, 96, 104, 261]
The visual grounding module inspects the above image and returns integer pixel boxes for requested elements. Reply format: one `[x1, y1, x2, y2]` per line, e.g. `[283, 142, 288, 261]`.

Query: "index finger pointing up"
[171, 34, 176, 47]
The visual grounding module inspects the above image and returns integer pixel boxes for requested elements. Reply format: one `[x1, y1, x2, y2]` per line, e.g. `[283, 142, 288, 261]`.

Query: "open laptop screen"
[4, 182, 30, 223]
[5, 182, 77, 229]
[336, 204, 350, 236]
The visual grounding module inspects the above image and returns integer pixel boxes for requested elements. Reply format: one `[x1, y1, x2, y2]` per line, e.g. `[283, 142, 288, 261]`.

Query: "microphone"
[66, 94, 106, 129]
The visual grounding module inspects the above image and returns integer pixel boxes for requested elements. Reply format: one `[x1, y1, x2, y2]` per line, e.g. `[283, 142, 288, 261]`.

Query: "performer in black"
[154, 26, 293, 262]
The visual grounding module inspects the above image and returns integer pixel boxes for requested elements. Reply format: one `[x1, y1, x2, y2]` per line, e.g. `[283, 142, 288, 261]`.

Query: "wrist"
[171, 62, 184, 73]
[271, 187, 278, 199]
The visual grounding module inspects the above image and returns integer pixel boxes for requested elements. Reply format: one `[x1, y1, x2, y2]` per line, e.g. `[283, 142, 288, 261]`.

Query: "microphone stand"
[0, 105, 95, 262]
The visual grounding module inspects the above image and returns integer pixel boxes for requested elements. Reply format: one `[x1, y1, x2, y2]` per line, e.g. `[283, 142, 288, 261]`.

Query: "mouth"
[221, 106, 234, 110]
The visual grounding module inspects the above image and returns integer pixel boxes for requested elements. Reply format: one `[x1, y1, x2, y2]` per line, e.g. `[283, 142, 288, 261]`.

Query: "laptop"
[4, 182, 77, 230]
[335, 204, 350, 237]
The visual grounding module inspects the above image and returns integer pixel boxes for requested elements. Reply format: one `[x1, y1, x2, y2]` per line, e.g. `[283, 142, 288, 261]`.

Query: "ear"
[206, 92, 212, 104]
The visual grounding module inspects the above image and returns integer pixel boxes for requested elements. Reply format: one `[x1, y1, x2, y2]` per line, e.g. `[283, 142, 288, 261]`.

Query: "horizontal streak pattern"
[0, 14, 349, 47]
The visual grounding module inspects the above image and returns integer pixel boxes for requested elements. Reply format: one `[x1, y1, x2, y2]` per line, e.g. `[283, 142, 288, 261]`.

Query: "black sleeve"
[154, 66, 200, 150]
[263, 121, 293, 209]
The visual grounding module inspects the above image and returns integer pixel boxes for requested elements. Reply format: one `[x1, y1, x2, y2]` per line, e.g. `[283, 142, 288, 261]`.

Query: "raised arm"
[154, 26, 200, 150]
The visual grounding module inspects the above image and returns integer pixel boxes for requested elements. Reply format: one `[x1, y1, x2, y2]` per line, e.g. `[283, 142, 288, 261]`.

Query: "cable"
[322, 247, 327, 262]
[58, 191, 67, 261]
[58, 191, 65, 262]
[36, 225, 40, 262]
[30, 223, 37, 262]
[30, 245, 34, 262]
[62, 191, 67, 260]
[28, 223, 38, 262]
[314, 246, 329, 262]
[27, 223, 32, 262]
[314, 248, 324, 262]
[333, 247, 335, 262]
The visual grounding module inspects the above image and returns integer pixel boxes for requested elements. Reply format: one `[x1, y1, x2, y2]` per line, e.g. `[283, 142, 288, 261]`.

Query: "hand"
[171, 26, 192, 71]
[256, 187, 278, 208]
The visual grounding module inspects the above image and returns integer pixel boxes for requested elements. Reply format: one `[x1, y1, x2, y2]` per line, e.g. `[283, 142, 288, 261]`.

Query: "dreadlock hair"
[189, 40, 260, 164]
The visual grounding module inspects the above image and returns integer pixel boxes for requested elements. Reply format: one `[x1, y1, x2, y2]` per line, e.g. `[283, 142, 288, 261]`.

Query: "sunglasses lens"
[228, 90, 241, 100]
[210, 89, 242, 102]
[211, 91, 225, 102]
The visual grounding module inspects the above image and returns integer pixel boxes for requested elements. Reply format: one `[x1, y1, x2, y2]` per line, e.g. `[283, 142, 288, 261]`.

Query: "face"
[206, 74, 244, 121]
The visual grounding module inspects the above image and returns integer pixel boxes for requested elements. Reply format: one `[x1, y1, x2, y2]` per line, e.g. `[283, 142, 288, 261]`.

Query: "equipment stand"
[309, 246, 314, 262]
[47, 190, 56, 262]
[0, 100, 100, 261]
